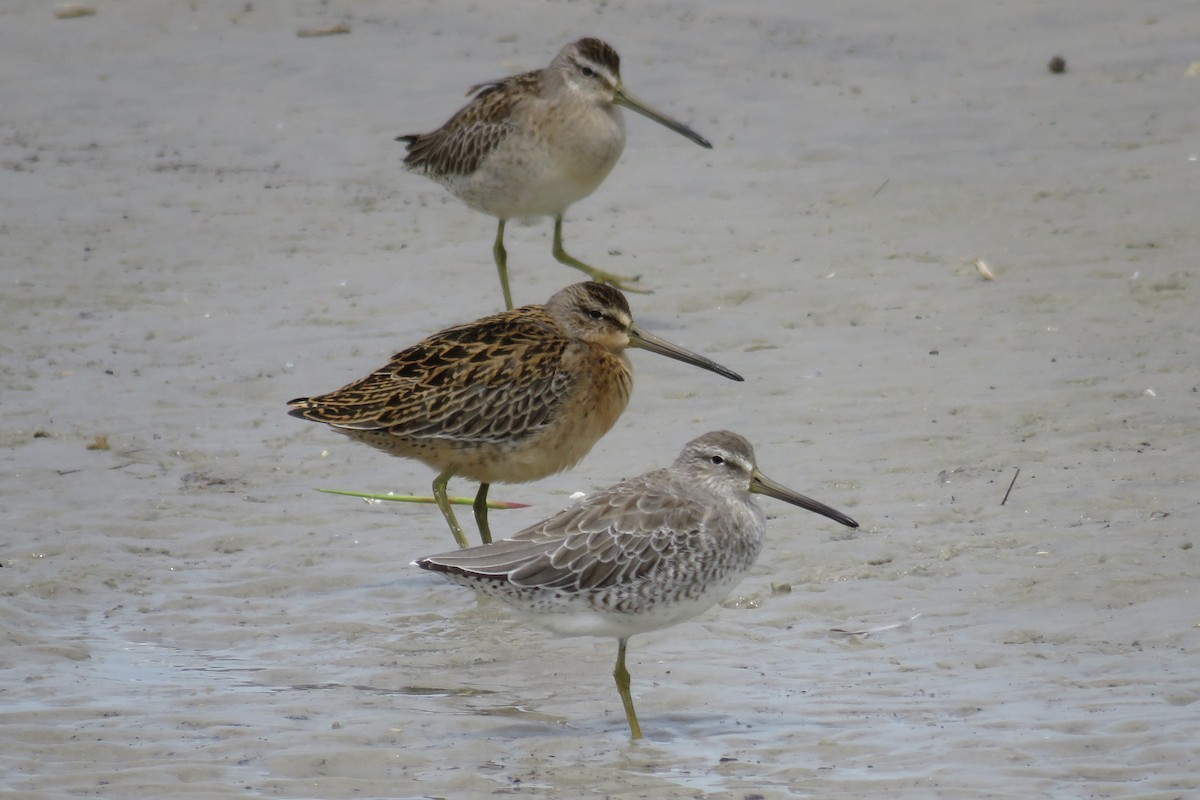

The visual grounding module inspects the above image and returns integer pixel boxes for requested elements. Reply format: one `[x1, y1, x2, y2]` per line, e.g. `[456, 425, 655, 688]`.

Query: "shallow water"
[3, 1, 1199, 797]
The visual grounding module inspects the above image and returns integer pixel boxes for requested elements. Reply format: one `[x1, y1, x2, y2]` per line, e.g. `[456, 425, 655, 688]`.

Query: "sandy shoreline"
[3, 1, 1198, 797]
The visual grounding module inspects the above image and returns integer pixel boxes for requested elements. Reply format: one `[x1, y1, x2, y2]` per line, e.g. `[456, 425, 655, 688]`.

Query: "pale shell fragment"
[971, 258, 996, 281]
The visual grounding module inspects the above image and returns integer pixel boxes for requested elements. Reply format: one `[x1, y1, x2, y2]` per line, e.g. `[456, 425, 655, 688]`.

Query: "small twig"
[1000, 468, 1020, 506]
[54, 4, 96, 18]
[317, 488, 529, 509]
[830, 613, 922, 637]
[296, 23, 351, 37]
[872, 177, 890, 197]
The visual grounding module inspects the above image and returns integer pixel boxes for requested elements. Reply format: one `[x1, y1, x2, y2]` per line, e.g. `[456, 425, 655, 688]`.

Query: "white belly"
[449, 104, 626, 220]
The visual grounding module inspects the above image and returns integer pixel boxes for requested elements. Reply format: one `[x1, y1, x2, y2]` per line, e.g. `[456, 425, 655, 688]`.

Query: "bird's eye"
[580, 66, 596, 77]
[588, 309, 605, 320]
[710, 455, 725, 465]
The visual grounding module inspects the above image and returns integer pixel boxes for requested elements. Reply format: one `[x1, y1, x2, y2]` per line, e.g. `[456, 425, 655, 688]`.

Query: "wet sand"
[3, 1, 1198, 797]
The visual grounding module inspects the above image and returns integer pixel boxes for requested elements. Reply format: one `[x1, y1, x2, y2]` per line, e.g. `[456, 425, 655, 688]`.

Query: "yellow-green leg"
[552, 216, 648, 294]
[493, 220, 514, 311]
[614, 638, 643, 740]
[473, 482, 493, 545]
[432, 467, 469, 549]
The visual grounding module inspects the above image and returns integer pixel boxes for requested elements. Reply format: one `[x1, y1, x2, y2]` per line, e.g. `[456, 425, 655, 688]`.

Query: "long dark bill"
[752, 470, 859, 529]
[615, 84, 712, 149]
[629, 325, 743, 382]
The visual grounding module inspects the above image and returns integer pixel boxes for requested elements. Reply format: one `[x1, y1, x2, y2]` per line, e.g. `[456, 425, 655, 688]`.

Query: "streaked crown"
[545, 281, 634, 344]
[553, 37, 622, 90]
[572, 38, 620, 75]
[674, 431, 758, 489]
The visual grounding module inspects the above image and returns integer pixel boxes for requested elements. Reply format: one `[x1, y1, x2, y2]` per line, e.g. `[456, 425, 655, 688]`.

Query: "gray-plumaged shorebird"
[415, 430, 858, 738]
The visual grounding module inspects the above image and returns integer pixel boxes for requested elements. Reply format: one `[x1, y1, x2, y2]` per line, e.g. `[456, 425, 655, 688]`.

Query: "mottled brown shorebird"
[288, 283, 741, 549]
[398, 37, 712, 310]
[415, 430, 859, 739]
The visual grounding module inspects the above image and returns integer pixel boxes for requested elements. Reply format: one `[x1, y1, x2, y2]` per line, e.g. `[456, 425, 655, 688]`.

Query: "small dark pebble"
[1048, 56, 1066, 74]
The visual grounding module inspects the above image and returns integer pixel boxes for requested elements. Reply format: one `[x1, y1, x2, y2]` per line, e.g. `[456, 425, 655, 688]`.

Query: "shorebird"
[288, 283, 742, 549]
[398, 37, 712, 310]
[415, 430, 859, 739]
